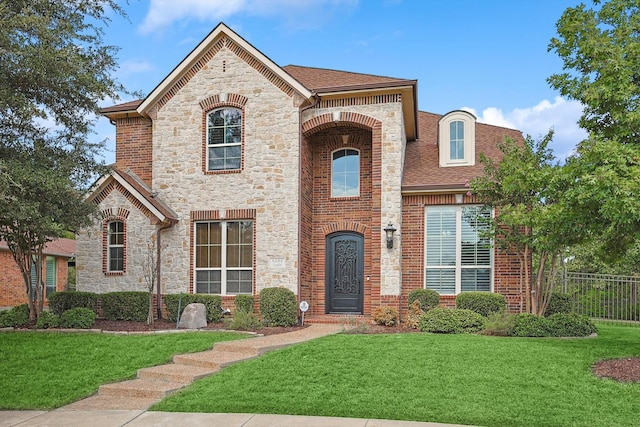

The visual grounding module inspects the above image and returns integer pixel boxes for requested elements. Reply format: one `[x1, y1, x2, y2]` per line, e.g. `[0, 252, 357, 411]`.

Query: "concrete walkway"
[0, 324, 474, 427]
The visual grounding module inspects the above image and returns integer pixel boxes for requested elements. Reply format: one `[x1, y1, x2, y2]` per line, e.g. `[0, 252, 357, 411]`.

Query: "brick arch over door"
[301, 111, 383, 317]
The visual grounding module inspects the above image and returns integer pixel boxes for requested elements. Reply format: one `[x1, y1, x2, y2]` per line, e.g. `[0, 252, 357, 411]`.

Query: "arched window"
[107, 220, 125, 272]
[206, 108, 242, 171]
[331, 148, 360, 197]
[438, 111, 476, 167]
[450, 120, 465, 160]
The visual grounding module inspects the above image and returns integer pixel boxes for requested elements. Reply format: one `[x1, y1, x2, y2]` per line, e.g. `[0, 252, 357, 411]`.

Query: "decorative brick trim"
[201, 97, 246, 175]
[302, 112, 381, 136]
[318, 94, 401, 109]
[321, 221, 368, 236]
[92, 180, 159, 223]
[189, 209, 257, 295]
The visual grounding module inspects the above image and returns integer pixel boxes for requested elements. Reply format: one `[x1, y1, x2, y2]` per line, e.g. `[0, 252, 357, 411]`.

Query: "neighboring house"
[76, 23, 524, 320]
[0, 239, 75, 308]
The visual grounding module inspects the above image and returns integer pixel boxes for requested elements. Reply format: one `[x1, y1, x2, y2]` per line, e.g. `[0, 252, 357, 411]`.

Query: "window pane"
[209, 127, 224, 145]
[425, 208, 456, 266]
[461, 207, 491, 266]
[226, 109, 242, 126]
[196, 270, 221, 294]
[227, 270, 252, 295]
[46, 257, 56, 296]
[109, 247, 123, 271]
[332, 149, 360, 197]
[195, 246, 208, 268]
[207, 108, 242, 171]
[450, 120, 464, 160]
[461, 268, 491, 292]
[426, 269, 455, 294]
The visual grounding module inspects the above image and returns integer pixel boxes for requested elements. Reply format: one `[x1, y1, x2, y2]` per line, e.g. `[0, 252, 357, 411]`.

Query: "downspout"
[297, 93, 320, 312]
[156, 221, 174, 319]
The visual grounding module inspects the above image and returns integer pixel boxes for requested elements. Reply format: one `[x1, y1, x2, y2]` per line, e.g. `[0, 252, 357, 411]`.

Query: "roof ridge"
[283, 64, 413, 82]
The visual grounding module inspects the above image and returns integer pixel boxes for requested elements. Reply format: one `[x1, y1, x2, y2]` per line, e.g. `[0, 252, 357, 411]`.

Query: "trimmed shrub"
[456, 292, 506, 317]
[405, 300, 424, 329]
[547, 312, 597, 337]
[234, 294, 255, 314]
[224, 310, 261, 331]
[543, 292, 572, 317]
[101, 292, 148, 321]
[35, 311, 60, 329]
[407, 289, 440, 311]
[48, 291, 97, 316]
[508, 313, 551, 337]
[419, 307, 485, 334]
[60, 307, 96, 329]
[164, 294, 223, 323]
[372, 306, 398, 326]
[481, 310, 515, 336]
[0, 304, 30, 328]
[259, 287, 298, 327]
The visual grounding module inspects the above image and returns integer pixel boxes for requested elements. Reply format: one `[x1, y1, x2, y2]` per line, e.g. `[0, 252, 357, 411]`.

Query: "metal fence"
[557, 271, 639, 325]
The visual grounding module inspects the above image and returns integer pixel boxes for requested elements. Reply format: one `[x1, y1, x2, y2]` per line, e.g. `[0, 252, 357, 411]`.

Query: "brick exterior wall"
[401, 194, 524, 317]
[115, 117, 153, 187]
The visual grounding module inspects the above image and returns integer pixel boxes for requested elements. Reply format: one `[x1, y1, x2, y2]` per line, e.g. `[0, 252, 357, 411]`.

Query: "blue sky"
[96, 0, 588, 163]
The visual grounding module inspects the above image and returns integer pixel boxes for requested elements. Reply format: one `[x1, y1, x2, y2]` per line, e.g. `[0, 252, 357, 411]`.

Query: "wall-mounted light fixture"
[341, 134, 349, 145]
[384, 223, 397, 249]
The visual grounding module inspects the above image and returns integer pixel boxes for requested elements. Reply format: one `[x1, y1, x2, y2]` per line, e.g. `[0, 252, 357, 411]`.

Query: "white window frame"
[107, 220, 124, 273]
[424, 205, 493, 295]
[206, 107, 242, 171]
[331, 147, 360, 198]
[194, 220, 253, 295]
[438, 111, 476, 167]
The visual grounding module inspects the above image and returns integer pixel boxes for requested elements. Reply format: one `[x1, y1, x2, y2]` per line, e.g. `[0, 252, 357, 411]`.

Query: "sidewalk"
[0, 324, 475, 426]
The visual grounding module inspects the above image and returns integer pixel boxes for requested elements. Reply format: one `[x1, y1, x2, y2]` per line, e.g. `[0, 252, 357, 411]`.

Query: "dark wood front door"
[326, 232, 364, 314]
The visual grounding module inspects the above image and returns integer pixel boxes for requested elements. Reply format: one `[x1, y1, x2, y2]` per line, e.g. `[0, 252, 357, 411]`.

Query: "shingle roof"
[282, 65, 414, 92]
[0, 238, 75, 258]
[100, 99, 143, 114]
[402, 111, 524, 191]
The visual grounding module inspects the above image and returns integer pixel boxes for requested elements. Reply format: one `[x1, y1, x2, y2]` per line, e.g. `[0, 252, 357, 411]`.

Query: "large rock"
[178, 303, 207, 329]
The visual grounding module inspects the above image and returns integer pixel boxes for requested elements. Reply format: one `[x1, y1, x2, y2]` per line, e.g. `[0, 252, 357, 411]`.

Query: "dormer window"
[439, 111, 475, 167]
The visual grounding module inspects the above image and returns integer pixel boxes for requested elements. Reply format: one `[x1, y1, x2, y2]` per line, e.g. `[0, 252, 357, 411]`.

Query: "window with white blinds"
[425, 206, 492, 294]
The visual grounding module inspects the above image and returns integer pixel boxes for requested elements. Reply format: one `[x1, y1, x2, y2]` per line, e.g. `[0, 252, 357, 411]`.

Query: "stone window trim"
[102, 210, 130, 276]
[200, 93, 248, 175]
[331, 147, 361, 199]
[189, 209, 256, 295]
[438, 110, 476, 167]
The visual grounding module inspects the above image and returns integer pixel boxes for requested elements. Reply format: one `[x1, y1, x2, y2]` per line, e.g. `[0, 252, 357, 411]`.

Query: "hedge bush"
[35, 311, 60, 329]
[407, 289, 440, 311]
[543, 292, 572, 317]
[405, 300, 424, 329]
[508, 313, 551, 337]
[101, 292, 148, 321]
[456, 292, 506, 317]
[234, 294, 254, 314]
[164, 294, 223, 323]
[418, 307, 485, 334]
[547, 312, 597, 337]
[481, 310, 515, 336]
[259, 287, 298, 327]
[372, 306, 398, 326]
[60, 307, 96, 329]
[48, 291, 97, 316]
[0, 304, 30, 328]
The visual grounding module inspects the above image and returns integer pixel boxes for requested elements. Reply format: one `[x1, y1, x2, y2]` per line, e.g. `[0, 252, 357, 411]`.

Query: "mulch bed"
[593, 358, 640, 383]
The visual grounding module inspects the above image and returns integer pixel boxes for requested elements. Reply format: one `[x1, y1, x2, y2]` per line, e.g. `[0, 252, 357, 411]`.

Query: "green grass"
[153, 324, 640, 427]
[0, 331, 243, 409]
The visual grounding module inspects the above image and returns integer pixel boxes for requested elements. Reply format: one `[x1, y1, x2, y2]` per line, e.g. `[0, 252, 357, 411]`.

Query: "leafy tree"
[470, 132, 580, 315]
[548, 0, 640, 145]
[0, 0, 125, 321]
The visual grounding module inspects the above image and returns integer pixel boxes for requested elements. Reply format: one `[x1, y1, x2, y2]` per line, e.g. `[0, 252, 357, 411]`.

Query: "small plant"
[259, 287, 298, 327]
[481, 309, 515, 336]
[407, 289, 440, 311]
[47, 291, 97, 316]
[372, 306, 398, 326]
[340, 318, 369, 334]
[60, 307, 96, 329]
[543, 292, 572, 317]
[508, 313, 551, 337]
[224, 310, 261, 331]
[0, 304, 30, 328]
[35, 311, 60, 329]
[419, 307, 485, 334]
[234, 294, 255, 313]
[101, 292, 148, 321]
[547, 312, 597, 337]
[404, 300, 424, 329]
[456, 292, 506, 317]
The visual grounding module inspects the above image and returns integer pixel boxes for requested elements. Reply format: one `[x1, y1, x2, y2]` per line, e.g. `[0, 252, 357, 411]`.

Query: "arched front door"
[325, 232, 364, 314]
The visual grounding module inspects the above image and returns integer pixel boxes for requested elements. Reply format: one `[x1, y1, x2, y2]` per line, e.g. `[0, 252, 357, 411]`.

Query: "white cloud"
[119, 60, 154, 76]
[464, 97, 588, 160]
[138, 0, 356, 34]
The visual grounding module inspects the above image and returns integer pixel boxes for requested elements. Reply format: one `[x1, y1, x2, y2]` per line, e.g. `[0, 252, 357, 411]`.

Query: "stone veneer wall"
[149, 47, 301, 295]
[76, 190, 157, 293]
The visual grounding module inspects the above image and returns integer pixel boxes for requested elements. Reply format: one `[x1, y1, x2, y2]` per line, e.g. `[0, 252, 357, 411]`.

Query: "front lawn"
[153, 324, 640, 427]
[0, 331, 243, 409]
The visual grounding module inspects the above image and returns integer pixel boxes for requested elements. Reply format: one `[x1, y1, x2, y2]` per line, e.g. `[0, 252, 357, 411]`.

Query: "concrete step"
[213, 341, 261, 355]
[63, 394, 159, 410]
[137, 363, 218, 383]
[98, 378, 184, 399]
[173, 348, 256, 368]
